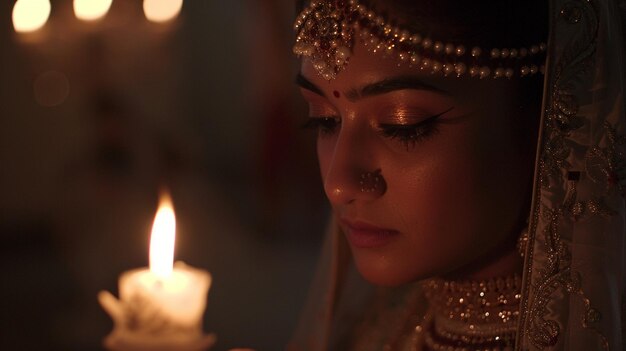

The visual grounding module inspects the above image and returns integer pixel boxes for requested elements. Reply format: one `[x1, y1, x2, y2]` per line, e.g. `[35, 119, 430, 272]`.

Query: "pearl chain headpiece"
[293, 0, 547, 80]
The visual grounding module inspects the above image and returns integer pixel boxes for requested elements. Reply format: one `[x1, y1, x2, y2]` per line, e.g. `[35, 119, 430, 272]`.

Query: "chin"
[351, 251, 433, 287]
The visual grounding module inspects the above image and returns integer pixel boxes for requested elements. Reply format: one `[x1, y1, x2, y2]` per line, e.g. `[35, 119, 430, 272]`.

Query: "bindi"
[333, 90, 341, 98]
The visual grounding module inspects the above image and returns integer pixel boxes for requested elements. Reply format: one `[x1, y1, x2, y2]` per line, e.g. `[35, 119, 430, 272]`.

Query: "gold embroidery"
[528, 207, 567, 348]
[527, 114, 611, 350]
[539, 90, 580, 188]
[528, 198, 609, 349]
[521, 0, 611, 349]
[585, 122, 626, 197]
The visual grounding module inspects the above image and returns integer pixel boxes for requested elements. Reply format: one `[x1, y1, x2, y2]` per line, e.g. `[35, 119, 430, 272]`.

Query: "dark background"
[0, 1, 328, 350]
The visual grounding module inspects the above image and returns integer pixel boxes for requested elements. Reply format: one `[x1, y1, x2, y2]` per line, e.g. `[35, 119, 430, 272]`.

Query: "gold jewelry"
[293, 0, 547, 80]
[422, 275, 522, 325]
[359, 169, 383, 193]
[415, 275, 522, 351]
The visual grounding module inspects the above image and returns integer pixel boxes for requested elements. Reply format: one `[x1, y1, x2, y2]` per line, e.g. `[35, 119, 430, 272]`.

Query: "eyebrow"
[295, 73, 325, 96]
[295, 73, 449, 101]
[352, 76, 450, 100]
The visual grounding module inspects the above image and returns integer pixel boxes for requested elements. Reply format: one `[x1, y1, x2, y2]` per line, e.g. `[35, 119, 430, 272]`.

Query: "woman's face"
[299, 40, 537, 286]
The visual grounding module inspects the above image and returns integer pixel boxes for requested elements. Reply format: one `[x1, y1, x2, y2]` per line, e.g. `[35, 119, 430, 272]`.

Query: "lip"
[340, 218, 400, 248]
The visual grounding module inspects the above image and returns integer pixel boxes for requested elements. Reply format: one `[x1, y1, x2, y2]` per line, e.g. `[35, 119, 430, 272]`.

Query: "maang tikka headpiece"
[293, 0, 547, 80]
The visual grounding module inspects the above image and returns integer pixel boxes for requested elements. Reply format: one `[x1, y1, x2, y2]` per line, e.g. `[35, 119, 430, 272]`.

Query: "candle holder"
[99, 261, 215, 351]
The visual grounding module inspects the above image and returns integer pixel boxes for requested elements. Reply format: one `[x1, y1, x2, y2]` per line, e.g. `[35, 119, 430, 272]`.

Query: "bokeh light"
[73, 0, 113, 21]
[12, 0, 51, 33]
[143, 0, 183, 23]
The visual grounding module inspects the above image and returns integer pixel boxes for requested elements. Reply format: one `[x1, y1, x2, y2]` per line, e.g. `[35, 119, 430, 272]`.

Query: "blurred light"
[143, 0, 183, 23]
[12, 0, 51, 33]
[150, 192, 176, 280]
[33, 71, 70, 107]
[73, 0, 113, 21]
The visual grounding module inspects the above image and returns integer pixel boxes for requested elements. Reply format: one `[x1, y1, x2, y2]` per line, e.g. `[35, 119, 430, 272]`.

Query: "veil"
[288, 0, 626, 350]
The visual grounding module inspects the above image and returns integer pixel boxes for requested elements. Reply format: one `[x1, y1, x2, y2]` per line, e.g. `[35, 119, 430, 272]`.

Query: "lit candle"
[99, 193, 215, 351]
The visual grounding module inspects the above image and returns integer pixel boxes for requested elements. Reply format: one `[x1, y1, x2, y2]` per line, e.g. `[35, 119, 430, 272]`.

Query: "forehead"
[300, 40, 513, 101]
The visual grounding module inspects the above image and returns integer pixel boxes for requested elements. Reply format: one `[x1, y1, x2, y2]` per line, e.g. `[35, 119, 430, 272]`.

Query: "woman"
[289, 0, 626, 350]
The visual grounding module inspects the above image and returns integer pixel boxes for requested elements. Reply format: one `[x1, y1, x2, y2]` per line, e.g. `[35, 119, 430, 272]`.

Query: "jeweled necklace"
[413, 275, 522, 351]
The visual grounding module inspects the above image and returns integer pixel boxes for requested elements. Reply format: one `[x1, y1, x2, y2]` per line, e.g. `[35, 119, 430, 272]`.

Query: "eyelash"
[302, 108, 450, 149]
[378, 115, 439, 150]
[302, 116, 341, 136]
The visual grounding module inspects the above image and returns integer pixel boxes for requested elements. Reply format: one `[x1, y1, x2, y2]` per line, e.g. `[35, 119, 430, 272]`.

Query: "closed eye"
[302, 116, 341, 136]
[378, 107, 453, 150]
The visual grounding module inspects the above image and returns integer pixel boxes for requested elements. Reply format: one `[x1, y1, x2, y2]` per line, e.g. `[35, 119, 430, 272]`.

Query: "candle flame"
[12, 0, 51, 33]
[143, 0, 183, 23]
[149, 193, 176, 279]
[73, 0, 113, 21]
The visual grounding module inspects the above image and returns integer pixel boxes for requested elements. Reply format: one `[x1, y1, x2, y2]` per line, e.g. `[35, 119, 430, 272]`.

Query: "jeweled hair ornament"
[293, 0, 547, 80]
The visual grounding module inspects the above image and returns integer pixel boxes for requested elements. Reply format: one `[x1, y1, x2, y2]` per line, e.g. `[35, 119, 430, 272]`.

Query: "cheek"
[391, 141, 489, 269]
[359, 118, 530, 283]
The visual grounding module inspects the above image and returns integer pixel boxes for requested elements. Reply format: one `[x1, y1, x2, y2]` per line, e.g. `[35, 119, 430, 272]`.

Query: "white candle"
[99, 193, 215, 351]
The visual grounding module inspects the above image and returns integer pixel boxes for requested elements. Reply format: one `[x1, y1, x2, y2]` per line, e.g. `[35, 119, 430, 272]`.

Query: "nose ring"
[360, 169, 384, 193]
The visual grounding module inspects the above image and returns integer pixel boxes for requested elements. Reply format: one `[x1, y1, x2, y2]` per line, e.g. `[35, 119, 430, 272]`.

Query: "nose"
[322, 129, 386, 205]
